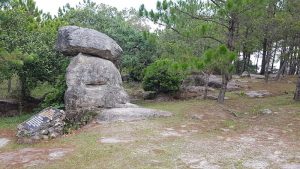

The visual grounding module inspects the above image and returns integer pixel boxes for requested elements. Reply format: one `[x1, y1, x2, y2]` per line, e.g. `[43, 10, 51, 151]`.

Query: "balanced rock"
[16, 107, 65, 143]
[56, 26, 123, 62]
[65, 53, 129, 119]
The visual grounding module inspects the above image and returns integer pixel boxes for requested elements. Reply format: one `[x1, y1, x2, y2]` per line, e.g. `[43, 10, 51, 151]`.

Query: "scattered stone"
[192, 114, 204, 120]
[207, 95, 219, 100]
[241, 71, 250, 78]
[220, 128, 230, 132]
[232, 75, 241, 79]
[165, 128, 175, 131]
[245, 90, 271, 98]
[206, 95, 229, 100]
[243, 160, 269, 169]
[0, 148, 73, 168]
[260, 109, 272, 115]
[281, 163, 300, 169]
[56, 26, 123, 62]
[240, 136, 256, 143]
[179, 86, 209, 99]
[250, 74, 265, 79]
[179, 154, 220, 169]
[160, 131, 182, 137]
[48, 150, 68, 160]
[100, 137, 133, 144]
[16, 107, 66, 143]
[0, 138, 10, 148]
[96, 108, 172, 122]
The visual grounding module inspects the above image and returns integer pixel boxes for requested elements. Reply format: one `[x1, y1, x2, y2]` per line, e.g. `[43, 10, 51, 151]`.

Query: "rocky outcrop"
[16, 108, 66, 143]
[97, 108, 172, 122]
[245, 90, 271, 98]
[179, 74, 241, 99]
[56, 26, 123, 62]
[65, 54, 129, 120]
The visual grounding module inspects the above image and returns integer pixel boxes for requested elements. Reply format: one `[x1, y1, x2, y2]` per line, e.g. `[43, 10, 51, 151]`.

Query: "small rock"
[241, 71, 250, 77]
[250, 74, 265, 79]
[48, 151, 66, 160]
[0, 138, 10, 148]
[160, 131, 182, 137]
[50, 132, 58, 139]
[192, 114, 204, 120]
[243, 160, 269, 169]
[40, 130, 49, 135]
[260, 109, 272, 114]
[100, 138, 132, 144]
[220, 128, 230, 132]
[32, 135, 40, 140]
[245, 90, 271, 98]
[281, 163, 300, 169]
[42, 135, 49, 140]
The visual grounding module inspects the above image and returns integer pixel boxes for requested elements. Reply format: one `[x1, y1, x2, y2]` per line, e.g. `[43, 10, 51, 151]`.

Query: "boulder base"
[65, 54, 129, 121]
[97, 108, 172, 122]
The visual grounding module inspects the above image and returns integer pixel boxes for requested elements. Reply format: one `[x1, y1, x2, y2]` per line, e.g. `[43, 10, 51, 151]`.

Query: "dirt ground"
[0, 76, 299, 169]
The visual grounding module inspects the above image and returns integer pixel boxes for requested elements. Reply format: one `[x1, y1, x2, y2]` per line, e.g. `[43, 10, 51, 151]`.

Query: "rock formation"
[56, 26, 172, 122]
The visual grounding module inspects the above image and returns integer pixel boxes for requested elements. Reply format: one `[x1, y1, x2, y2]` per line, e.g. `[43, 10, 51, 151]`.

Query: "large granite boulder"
[17, 107, 66, 143]
[56, 26, 123, 62]
[65, 53, 129, 120]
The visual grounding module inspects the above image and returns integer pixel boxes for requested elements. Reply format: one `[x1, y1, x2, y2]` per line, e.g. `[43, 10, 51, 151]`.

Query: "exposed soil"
[0, 77, 299, 169]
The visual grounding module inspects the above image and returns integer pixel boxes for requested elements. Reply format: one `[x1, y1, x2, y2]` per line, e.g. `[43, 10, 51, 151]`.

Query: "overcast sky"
[35, 0, 157, 15]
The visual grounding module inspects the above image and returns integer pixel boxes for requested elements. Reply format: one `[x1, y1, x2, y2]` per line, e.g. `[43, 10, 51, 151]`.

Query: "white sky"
[35, 0, 157, 15]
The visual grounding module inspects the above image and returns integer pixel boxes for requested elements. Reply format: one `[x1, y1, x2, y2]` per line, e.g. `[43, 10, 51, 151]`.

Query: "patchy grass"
[0, 113, 32, 129]
[0, 76, 299, 168]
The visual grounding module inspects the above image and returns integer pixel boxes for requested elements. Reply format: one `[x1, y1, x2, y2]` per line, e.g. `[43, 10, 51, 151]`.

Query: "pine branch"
[175, 7, 229, 29]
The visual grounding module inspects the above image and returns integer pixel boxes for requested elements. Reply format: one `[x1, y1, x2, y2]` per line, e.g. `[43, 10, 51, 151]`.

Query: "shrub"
[142, 59, 183, 93]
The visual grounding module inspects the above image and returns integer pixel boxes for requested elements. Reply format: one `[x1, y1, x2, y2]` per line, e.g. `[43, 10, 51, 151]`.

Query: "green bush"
[142, 59, 183, 93]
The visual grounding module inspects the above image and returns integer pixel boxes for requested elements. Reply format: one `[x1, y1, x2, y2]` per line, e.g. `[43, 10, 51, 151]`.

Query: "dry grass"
[0, 76, 299, 169]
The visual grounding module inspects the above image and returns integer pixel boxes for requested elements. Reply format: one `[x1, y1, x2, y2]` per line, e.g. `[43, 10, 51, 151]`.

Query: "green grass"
[0, 113, 33, 129]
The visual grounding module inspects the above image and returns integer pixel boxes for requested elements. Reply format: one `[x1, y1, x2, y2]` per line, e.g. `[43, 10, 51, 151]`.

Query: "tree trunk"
[271, 42, 278, 72]
[264, 41, 272, 83]
[256, 52, 260, 73]
[7, 78, 12, 94]
[260, 38, 268, 75]
[294, 74, 300, 101]
[275, 61, 287, 81]
[203, 73, 209, 100]
[218, 74, 228, 104]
